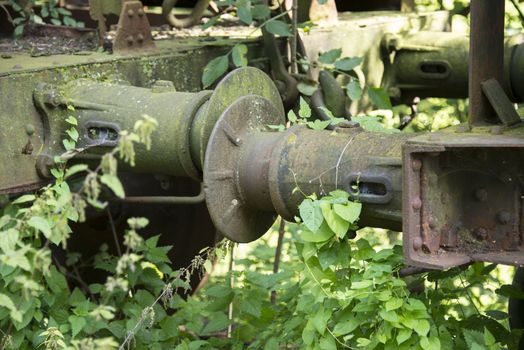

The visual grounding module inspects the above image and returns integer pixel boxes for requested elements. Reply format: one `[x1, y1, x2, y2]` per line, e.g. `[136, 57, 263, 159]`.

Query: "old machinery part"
[114, 183, 205, 204]
[468, 0, 505, 125]
[7, 67, 282, 195]
[403, 129, 524, 269]
[113, 0, 155, 52]
[162, 0, 210, 28]
[204, 101, 411, 241]
[388, 32, 524, 102]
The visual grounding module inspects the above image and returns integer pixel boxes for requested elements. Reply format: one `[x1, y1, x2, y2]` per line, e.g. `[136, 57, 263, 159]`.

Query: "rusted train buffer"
[4, 63, 524, 271]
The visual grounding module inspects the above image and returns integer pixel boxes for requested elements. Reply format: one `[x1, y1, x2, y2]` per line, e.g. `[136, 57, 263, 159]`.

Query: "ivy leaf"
[299, 222, 334, 243]
[318, 48, 342, 64]
[69, 315, 86, 337]
[333, 202, 361, 224]
[66, 127, 79, 142]
[320, 201, 349, 239]
[368, 87, 392, 110]
[298, 199, 323, 232]
[420, 336, 441, 350]
[319, 335, 336, 350]
[27, 216, 53, 239]
[232, 44, 248, 67]
[397, 328, 412, 345]
[312, 308, 331, 334]
[346, 80, 362, 101]
[496, 284, 524, 299]
[65, 116, 78, 125]
[385, 297, 404, 311]
[334, 57, 362, 71]
[265, 20, 292, 37]
[413, 319, 430, 336]
[351, 280, 372, 289]
[202, 55, 229, 88]
[100, 174, 125, 198]
[63, 139, 76, 151]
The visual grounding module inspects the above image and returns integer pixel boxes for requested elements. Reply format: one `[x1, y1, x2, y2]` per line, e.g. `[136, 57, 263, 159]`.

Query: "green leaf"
[397, 328, 412, 345]
[413, 319, 430, 336]
[496, 284, 524, 300]
[351, 280, 372, 289]
[320, 201, 349, 239]
[65, 116, 78, 125]
[252, 4, 270, 19]
[319, 335, 337, 350]
[297, 81, 318, 96]
[368, 87, 392, 110]
[306, 119, 331, 130]
[299, 97, 312, 119]
[379, 309, 399, 323]
[333, 202, 361, 224]
[299, 222, 335, 243]
[420, 336, 441, 350]
[100, 174, 125, 198]
[201, 313, 230, 334]
[232, 44, 248, 67]
[318, 48, 342, 64]
[237, 3, 252, 24]
[385, 297, 404, 311]
[27, 216, 53, 239]
[299, 199, 323, 232]
[202, 15, 219, 29]
[346, 80, 362, 101]
[202, 55, 229, 88]
[334, 57, 362, 71]
[288, 110, 298, 123]
[63, 139, 76, 151]
[0, 293, 22, 322]
[64, 164, 89, 179]
[69, 315, 86, 338]
[12, 194, 36, 204]
[265, 20, 292, 37]
[356, 338, 371, 347]
[66, 127, 79, 142]
[312, 308, 331, 334]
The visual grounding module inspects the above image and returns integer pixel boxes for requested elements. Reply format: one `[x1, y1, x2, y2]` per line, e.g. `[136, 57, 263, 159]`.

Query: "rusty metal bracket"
[113, 0, 155, 53]
[403, 131, 524, 269]
[481, 78, 521, 127]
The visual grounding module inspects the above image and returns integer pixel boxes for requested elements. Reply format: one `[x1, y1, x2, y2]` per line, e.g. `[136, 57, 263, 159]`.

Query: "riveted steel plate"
[403, 129, 524, 269]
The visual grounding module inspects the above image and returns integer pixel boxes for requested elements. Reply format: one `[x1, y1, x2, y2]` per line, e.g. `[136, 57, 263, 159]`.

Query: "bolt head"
[497, 211, 511, 225]
[127, 9, 135, 17]
[413, 237, 423, 251]
[412, 198, 422, 211]
[137, 33, 144, 43]
[137, 8, 145, 16]
[25, 124, 35, 136]
[473, 228, 488, 240]
[411, 159, 422, 171]
[126, 36, 134, 45]
[474, 188, 488, 202]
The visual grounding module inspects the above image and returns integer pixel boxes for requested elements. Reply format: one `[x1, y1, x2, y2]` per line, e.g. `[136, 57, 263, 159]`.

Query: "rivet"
[25, 124, 35, 136]
[137, 33, 144, 43]
[473, 227, 488, 240]
[428, 216, 436, 229]
[411, 159, 422, 171]
[137, 8, 144, 16]
[127, 9, 135, 17]
[413, 237, 423, 251]
[474, 188, 487, 202]
[412, 198, 422, 210]
[497, 211, 511, 225]
[126, 36, 134, 45]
